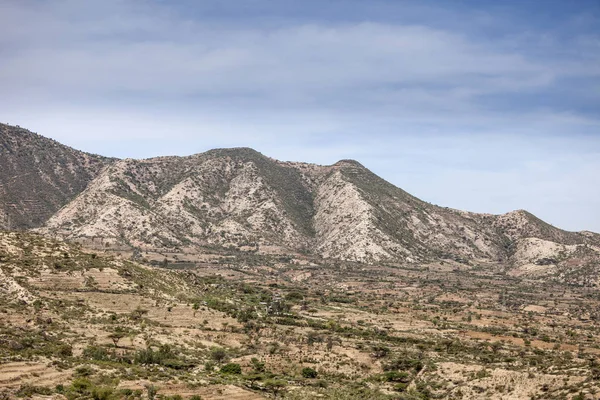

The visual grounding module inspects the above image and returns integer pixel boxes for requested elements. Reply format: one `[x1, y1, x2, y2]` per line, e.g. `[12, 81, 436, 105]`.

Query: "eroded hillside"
[0, 124, 114, 229]
[36, 146, 599, 270]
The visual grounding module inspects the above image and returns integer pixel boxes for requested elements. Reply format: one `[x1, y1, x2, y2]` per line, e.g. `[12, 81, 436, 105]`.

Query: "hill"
[0, 124, 114, 229]
[0, 122, 597, 273]
[35, 144, 599, 270]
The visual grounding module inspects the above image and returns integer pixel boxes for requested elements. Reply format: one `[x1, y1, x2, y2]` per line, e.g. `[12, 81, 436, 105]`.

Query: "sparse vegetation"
[1, 131, 600, 399]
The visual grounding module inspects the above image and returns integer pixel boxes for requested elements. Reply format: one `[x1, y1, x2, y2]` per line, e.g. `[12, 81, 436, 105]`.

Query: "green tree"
[264, 379, 286, 398]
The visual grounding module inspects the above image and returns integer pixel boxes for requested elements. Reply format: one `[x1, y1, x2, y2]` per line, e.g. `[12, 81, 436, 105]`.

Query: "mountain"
[31, 139, 599, 269]
[1, 123, 597, 269]
[0, 123, 114, 229]
[3, 124, 600, 398]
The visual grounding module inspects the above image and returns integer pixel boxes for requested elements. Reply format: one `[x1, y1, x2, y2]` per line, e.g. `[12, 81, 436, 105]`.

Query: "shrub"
[286, 292, 304, 301]
[55, 343, 73, 357]
[394, 383, 409, 392]
[220, 363, 242, 374]
[251, 357, 266, 372]
[16, 384, 53, 397]
[134, 348, 159, 365]
[383, 371, 411, 383]
[383, 358, 424, 373]
[83, 345, 110, 361]
[144, 384, 158, 400]
[264, 379, 286, 396]
[371, 344, 391, 359]
[71, 378, 93, 393]
[91, 386, 115, 400]
[301, 367, 318, 379]
[74, 365, 95, 377]
[210, 347, 228, 363]
[204, 361, 216, 372]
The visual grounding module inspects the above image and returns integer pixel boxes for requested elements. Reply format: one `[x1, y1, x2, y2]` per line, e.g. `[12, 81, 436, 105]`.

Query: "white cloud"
[0, 0, 599, 232]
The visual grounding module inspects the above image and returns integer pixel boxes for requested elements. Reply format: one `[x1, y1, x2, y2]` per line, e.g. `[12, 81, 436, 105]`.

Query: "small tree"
[130, 307, 149, 321]
[251, 357, 266, 372]
[246, 372, 264, 388]
[264, 379, 286, 398]
[108, 331, 127, 348]
[210, 347, 228, 364]
[144, 384, 158, 400]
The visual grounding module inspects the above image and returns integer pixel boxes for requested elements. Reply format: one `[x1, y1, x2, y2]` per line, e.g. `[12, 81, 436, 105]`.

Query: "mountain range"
[1, 123, 599, 277]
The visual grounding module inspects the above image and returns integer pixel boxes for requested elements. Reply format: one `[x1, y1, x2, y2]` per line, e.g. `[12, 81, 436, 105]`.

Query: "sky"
[1, 0, 599, 232]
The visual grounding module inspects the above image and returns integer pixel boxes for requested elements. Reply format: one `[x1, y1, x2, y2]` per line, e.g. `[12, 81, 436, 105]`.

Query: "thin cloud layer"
[0, 0, 599, 232]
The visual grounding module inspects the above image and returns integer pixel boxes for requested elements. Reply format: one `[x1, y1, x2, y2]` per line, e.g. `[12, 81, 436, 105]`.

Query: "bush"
[286, 292, 304, 301]
[301, 367, 318, 379]
[251, 357, 266, 372]
[220, 363, 242, 374]
[16, 384, 53, 397]
[383, 358, 424, 373]
[204, 361, 216, 372]
[394, 383, 409, 392]
[383, 371, 410, 383]
[71, 378, 93, 393]
[210, 347, 228, 363]
[371, 344, 391, 359]
[55, 343, 73, 357]
[135, 348, 159, 365]
[83, 345, 110, 361]
[74, 365, 95, 377]
[135, 344, 176, 366]
[264, 379, 286, 395]
[91, 386, 115, 400]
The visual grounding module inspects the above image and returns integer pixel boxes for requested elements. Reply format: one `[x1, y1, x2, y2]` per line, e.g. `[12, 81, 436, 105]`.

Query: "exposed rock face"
[41, 149, 316, 252]
[0, 124, 114, 229]
[493, 209, 586, 244]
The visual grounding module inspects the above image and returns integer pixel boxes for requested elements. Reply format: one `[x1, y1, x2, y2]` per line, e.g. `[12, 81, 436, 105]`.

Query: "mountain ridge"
[1, 123, 598, 271]
[0, 123, 115, 230]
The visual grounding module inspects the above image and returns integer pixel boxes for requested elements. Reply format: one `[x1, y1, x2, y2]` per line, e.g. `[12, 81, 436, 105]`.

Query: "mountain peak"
[202, 147, 265, 159]
[333, 159, 365, 168]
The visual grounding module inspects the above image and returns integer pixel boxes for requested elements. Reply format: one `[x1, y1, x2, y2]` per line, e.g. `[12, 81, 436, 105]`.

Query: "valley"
[2, 232, 600, 399]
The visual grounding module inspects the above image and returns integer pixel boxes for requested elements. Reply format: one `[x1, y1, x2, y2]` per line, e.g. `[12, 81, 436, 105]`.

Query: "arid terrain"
[1, 124, 600, 399]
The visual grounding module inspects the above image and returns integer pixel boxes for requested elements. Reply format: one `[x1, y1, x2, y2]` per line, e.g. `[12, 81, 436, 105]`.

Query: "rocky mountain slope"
[31, 140, 599, 268]
[1, 123, 597, 269]
[0, 124, 114, 229]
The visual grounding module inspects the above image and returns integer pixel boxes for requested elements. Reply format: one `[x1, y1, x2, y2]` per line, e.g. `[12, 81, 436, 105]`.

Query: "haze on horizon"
[0, 0, 599, 232]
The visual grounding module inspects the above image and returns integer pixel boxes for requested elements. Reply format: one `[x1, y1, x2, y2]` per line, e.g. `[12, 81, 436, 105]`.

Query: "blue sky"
[1, 0, 599, 232]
